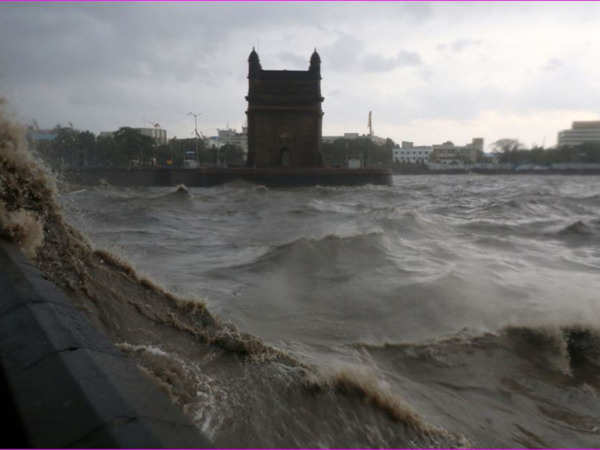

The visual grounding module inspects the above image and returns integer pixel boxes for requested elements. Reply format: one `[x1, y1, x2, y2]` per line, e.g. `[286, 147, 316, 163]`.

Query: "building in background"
[136, 127, 167, 146]
[432, 141, 460, 164]
[462, 137, 484, 162]
[99, 127, 168, 146]
[368, 135, 387, 146]
[322, 132, 360, 143]
[206, 136, 224, 149]
[431, 138, 484, 164]
[27, 129, 57, 142]
[214, 127, 248, 152]
[558, 121, 600, 147]
[393, 141, 433, 164]
[321, 132, 386, 146]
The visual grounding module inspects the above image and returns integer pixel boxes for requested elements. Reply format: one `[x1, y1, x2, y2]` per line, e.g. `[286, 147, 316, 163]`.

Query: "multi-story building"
[215, 127, 248, 152]
[463, 137, 484, 162]
[136, 127, 167, 146]
[431, 138, 483, 164]
[431, 141, 461, 164]
[558, 121, 600, 147]
[393, 141, 433, 164]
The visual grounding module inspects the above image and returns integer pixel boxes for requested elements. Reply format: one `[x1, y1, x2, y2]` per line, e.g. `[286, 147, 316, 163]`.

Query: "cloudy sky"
[2, 2, 600, 149]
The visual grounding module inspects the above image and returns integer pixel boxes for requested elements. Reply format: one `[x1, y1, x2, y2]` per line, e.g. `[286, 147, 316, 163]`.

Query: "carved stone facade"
[245, 49, 324, 168]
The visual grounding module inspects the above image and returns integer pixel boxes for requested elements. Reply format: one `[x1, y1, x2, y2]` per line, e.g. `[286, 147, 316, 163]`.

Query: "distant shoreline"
[392, 168, 600, 175]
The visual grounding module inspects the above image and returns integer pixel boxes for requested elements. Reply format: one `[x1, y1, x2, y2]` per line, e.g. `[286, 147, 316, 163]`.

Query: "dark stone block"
[0, 243, 60, 315]
[0, 302, 119, 370]
[7, 349, 125, 448]
[0, 242, 211, 447]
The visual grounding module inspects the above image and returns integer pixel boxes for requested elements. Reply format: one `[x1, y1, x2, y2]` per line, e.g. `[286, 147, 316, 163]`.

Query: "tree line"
[34, 126, 599, 171]
[32, 126, 397, 170]
[492, 139, 600, 166]
[30, 125, 246, 170]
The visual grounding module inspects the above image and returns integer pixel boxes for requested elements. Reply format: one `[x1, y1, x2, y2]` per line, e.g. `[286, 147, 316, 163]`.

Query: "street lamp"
[187, 112, 201, 165]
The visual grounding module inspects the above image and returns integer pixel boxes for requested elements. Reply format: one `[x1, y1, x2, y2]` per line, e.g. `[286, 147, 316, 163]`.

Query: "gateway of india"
[68, 49, 391, 187]
[245, 48, 324, 168]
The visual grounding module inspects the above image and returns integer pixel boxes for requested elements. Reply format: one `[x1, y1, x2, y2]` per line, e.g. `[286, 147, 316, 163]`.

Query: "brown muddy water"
[3, 109, 600, 447]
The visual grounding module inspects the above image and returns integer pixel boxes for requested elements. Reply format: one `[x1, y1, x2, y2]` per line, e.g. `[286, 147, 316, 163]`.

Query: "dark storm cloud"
[1, 2, 434, 84]
[3, 1, 600, 146]
[0, 6, 258, 129]
[0, 2, 436, 132]
[0, 7, 221, 85]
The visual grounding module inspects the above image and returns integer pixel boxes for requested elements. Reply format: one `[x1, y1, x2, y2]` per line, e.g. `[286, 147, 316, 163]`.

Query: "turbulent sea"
[55, 175, 600, 447]
[2, 109, 600, 448]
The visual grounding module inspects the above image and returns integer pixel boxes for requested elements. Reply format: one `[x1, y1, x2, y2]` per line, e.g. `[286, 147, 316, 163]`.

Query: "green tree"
[53, 126, 79, 168]
[76, 130, 95, 167]
[321, 137, 393, 168]
[96, 134, 120, 167]
[113, 127, 155, 168]
[493, 139, 525, 164]
[219, 144, 245, 166]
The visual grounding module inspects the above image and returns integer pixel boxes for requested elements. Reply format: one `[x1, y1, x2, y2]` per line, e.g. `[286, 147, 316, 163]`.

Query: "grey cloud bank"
[2, 2, 600, 148]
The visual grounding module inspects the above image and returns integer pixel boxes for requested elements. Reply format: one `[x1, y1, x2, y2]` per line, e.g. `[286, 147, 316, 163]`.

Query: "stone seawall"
[66, 167, 393, 187]
[0, 241, 211, 448]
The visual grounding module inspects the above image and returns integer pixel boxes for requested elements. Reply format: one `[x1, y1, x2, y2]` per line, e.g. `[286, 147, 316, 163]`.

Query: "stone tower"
[245, 48, 324, 168]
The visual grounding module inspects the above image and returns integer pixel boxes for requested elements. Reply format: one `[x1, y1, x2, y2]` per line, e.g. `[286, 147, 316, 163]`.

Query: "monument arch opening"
[280, 147, 291, 167]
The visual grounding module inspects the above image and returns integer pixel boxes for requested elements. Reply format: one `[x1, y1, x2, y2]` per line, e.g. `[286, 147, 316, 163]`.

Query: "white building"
[212, 127, 248, 152]
[393, 141, 433, 164]
[206, 136, 224, 149]
[558, 121, 600, 147]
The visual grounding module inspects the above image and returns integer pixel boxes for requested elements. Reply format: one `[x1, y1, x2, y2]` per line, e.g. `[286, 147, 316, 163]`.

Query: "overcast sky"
[2, 2, 600, 149]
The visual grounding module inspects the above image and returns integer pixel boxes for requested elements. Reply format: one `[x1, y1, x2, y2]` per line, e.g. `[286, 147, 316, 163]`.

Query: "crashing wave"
[558, 220, 594, 236]
[0, 102, 464, 447]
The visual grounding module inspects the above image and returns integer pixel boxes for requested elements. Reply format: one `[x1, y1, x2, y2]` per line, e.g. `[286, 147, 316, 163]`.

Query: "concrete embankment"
[67, 167, 393, 187]
[0, 240, 211, 448]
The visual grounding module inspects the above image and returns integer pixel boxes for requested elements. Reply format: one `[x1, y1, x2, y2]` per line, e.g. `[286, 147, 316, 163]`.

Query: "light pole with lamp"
[187, 112, 201, 165]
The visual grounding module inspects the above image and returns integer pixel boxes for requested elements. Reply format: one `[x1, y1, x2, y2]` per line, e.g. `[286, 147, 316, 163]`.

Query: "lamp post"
[187, 112, 201, 165]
